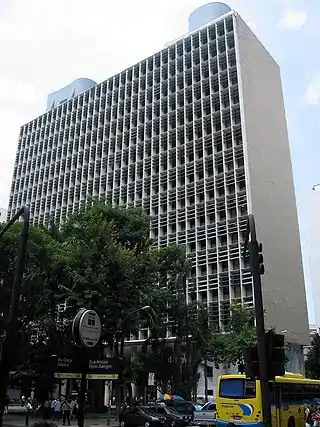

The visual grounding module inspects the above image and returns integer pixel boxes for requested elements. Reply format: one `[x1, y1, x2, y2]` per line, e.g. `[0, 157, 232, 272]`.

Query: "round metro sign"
[72, 308, 102, 348]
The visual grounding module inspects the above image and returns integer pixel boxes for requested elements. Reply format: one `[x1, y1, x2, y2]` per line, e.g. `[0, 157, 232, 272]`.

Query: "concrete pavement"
[3, 414, 119, 427]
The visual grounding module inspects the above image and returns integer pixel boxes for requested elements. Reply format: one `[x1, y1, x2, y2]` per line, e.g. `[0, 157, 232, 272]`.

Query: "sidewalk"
[3, 415, 119, 427]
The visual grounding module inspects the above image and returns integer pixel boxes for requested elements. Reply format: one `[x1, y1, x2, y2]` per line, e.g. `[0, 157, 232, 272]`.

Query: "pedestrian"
[312, 406, 320, 427]
[53, 399, 61, 422]
[4, 394, 10, 416]
[71, 399, 78, 421]
[306, 405, 313, 427]
[61, 398, 71, 426]
[43, 399, 51, 420]
[25, 398, 33, 426]
[51, 399, 56, 419]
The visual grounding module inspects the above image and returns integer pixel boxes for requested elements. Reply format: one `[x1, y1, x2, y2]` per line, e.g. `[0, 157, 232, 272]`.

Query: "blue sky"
[245, 0, 320, 325]
[0, 0, 318, 324]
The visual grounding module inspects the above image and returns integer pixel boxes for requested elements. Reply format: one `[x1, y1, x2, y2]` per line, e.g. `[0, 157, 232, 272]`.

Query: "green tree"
[305, 333, 320, 379]
[0, 222, 71, 399]
[207, 302, 256, 369]
[57, 202, 188, 407]
[59, 203, 167, 351]
[0, 203, 201, 405]
[132, 301, 210, 400]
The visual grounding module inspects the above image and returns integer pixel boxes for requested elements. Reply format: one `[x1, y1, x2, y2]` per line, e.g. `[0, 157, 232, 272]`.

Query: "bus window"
[219, 379, 256, 399]
[244, 380, 256, 397]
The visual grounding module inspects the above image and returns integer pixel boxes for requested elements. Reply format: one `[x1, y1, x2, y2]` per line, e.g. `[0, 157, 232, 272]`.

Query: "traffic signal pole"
[244, 214, 271, 427]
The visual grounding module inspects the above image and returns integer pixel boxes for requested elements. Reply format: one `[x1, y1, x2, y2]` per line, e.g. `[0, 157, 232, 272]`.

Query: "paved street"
[3, 414, 119, 427]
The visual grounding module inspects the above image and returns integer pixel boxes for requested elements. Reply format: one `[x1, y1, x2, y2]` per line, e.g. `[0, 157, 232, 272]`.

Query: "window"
[279, 382, 320, 403]
[206, 403, 216, 411]
[219, 379, 256, 398]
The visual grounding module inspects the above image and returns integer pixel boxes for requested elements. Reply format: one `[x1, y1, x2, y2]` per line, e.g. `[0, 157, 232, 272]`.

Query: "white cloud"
[305, 73, 320, 105]
[0, 79, 41, 106]
[278, 9, 307, 29]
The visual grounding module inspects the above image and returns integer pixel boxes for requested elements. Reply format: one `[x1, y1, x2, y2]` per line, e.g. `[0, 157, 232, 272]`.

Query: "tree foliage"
[1, 203, 205, 401]
[305, 333, 320, 379]
[58, 203, 168, 353]
[207, 302, 256, 368]
[2, 202, 247, 403]
[0, 223, 70, 357]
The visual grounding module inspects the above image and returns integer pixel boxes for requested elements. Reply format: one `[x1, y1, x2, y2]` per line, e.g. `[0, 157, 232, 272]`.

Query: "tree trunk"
[204, 359, 208, 402]
[116, 334, 125, 413]
[174, 339, 182, 395]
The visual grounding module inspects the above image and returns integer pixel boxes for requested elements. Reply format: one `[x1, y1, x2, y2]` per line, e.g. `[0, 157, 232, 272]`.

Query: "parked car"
[120, 406, 168, 427]
[193, 402, 216, 427]
[165, 401, 196, 420]
[147, 404, 192, 426]
[193, 403, 203, 412]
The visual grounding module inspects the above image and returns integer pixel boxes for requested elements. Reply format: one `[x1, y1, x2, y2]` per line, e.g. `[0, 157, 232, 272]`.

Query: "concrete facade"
[235, 14, 309, 345]
[8, 7, 308, 356]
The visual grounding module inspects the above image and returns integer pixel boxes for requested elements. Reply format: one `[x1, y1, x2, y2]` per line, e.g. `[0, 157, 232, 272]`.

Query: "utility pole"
[0, 207, 30, 427]
[244, 214, 271, 427]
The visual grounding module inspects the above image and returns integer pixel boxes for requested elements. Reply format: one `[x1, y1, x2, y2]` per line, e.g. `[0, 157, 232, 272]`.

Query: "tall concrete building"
[8, 3, 308, 364]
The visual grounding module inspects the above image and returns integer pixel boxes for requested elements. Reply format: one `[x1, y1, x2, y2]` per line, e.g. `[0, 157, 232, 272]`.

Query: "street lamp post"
[0, 206, 30, 427]
[115, 306, 151, 342]
[110, 305, 153, 422]
[72, 308, 102, 427]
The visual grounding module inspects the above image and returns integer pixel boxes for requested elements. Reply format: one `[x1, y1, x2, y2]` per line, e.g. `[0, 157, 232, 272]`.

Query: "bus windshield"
[219, 378, 256, 399]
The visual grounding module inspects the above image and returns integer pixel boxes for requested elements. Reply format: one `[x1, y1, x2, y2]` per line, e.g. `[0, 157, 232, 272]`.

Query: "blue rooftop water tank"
[46, 78, 97, 111]
[188, 2, 232, 33]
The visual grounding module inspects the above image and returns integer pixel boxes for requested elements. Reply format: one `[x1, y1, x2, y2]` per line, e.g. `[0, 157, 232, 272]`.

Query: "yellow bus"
[216, 373, 320, 427]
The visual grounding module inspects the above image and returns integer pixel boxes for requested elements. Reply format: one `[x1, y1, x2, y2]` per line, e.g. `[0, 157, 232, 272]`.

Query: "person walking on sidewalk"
[25, 398, 33, 426]
[53, 398, 62, 422]
[61, 398, 72, 426]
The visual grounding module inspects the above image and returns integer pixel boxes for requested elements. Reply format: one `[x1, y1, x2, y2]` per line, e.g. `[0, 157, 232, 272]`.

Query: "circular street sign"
[77, 309, 102, 348]
[72, 308, 87, 346]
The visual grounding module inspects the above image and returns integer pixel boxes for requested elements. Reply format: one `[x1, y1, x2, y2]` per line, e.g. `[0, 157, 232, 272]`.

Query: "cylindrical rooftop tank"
[188, 2, 232, 33]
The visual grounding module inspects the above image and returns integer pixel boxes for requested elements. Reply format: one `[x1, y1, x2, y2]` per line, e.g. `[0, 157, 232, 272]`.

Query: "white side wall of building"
[235, 13, 309, 345]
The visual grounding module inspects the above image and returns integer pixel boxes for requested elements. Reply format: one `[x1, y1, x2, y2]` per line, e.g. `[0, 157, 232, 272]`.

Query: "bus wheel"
[288, 416, 295, 427]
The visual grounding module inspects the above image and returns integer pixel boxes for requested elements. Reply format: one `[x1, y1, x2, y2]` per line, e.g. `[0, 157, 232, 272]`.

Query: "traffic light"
[265, 330, 286, 379]
[243, 345, 259, 378]
[258, 242, 265, 275]
[244, 330, 286, 380]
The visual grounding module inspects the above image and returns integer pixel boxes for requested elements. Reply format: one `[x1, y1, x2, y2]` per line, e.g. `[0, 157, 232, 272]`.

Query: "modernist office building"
[8, 3, 308, 367]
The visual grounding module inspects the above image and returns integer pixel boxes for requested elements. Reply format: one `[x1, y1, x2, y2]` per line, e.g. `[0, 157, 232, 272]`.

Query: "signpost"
[72, 308, 102, 349]
[54, 357, 121, 380]
[72, 308, 102, 427]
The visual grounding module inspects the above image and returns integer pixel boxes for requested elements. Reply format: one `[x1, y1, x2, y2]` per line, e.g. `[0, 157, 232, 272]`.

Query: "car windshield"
[166, 407, 180, 415]
[219, 379, 256, 399]
[140, 407, 159, 416]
